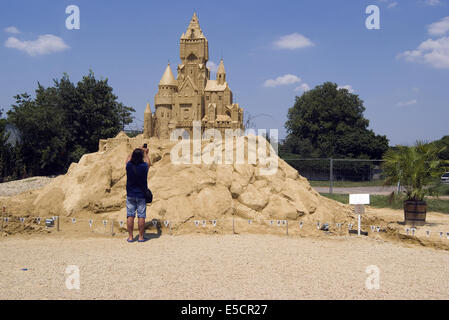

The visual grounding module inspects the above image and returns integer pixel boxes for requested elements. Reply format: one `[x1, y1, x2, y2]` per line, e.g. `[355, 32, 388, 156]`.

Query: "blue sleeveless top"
[126, 162, 149, 199]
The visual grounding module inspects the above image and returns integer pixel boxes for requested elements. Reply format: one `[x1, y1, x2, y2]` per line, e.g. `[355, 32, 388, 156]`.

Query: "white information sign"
[349, 194, 370, 205]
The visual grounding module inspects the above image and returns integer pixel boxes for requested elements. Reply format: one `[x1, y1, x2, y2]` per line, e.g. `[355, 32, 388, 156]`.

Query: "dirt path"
[313, 186, 449, 200]
[313, 186, 397, 195]
[1, 234, 448, 299]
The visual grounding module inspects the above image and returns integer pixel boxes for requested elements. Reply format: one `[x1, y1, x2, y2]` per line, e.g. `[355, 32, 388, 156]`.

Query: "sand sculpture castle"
[143, 12, 245, 139]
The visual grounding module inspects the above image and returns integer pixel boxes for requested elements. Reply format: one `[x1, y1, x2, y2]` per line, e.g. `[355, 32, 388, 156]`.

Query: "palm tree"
[383, 141, 445, 225]
[383, 142, 443, 201]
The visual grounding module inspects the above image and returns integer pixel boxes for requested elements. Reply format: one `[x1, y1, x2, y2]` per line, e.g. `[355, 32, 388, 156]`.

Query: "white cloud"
[273, 33, 314, 50]
[207, 61, 218, 72]
[397, 36, 449, 69]
[5, 34, 69, 56]
[424, 0, 442, 6]
[294, 83, 310, 92]
[387, 2, 398, 8]
[4, 26, 20, 34]
[263, 74, 301, 87]
[428, 16, 449, 36]
[412, 87, 420, 93]
[378, 0, 398, 8]
[396, 99, 417, 107]
[338, 85, 355, 93]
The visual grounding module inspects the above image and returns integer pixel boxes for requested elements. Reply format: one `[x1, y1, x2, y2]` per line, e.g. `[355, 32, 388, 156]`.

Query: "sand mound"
[2, 133, 352, 234]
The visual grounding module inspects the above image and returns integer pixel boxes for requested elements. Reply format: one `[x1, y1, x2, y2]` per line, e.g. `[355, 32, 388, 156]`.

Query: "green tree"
[117, 102, 136, 131]
[432, 135, 449, 160]
[0, 109, 10, 180]
[69, 71, 123, 154]
[7, 88, 69, 175]
[6, 71, 135, 177]
[284, 82, 389, 159]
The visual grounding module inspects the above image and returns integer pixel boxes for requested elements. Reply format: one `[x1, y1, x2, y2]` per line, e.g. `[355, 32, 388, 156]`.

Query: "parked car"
[441, 172, 449, 183]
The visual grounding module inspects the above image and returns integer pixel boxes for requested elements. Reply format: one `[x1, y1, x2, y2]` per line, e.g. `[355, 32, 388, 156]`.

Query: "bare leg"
[127, 217, 135, 241]
[138, 218, 145, 241]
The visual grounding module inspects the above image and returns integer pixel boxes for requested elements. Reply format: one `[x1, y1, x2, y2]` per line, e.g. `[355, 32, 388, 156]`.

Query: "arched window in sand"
[187, 53, 197, 63]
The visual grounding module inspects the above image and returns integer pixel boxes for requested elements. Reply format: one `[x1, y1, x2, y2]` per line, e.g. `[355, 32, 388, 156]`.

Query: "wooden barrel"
[404, 201, 427, 226]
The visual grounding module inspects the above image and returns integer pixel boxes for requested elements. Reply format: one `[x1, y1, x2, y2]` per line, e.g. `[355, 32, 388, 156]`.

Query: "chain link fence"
[282, 158, 385, 192]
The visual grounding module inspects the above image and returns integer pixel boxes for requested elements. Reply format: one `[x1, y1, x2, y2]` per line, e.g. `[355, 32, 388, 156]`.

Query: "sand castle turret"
[143, 103, 153, 139]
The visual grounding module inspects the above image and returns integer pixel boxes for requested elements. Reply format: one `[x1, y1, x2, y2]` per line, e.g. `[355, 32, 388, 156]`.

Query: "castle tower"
[143, 103, 153, 138]
[179, 12, 209, 91]
[154, 64, 177, 139]
[216, 59, 226, 85]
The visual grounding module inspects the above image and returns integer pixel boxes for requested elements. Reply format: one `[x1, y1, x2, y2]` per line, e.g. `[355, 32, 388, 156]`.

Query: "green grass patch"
[429, 183, 449, 196]
[321, 193, 449, 214]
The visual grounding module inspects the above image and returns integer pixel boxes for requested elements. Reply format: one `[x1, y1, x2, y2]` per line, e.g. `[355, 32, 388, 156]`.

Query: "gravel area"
[1, 234, 448, 299]
[0, 176, 55, 197]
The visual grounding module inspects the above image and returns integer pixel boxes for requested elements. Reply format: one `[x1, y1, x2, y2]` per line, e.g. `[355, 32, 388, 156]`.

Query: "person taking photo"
[125, 145, 150, 242]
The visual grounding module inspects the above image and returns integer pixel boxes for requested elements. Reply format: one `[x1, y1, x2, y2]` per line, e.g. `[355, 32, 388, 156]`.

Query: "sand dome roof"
[159, 64, 177, 86]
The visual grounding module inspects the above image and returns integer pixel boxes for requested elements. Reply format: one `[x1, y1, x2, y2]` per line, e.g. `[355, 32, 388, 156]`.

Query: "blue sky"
[0, 0, 448, 145]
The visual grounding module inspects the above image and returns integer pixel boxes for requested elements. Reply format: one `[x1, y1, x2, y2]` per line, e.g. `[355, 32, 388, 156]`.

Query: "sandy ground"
[1, 233, 448, 300]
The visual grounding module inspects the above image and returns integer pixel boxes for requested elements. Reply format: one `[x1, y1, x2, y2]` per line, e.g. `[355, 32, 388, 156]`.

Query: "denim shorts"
[126, 197, 147, 219]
